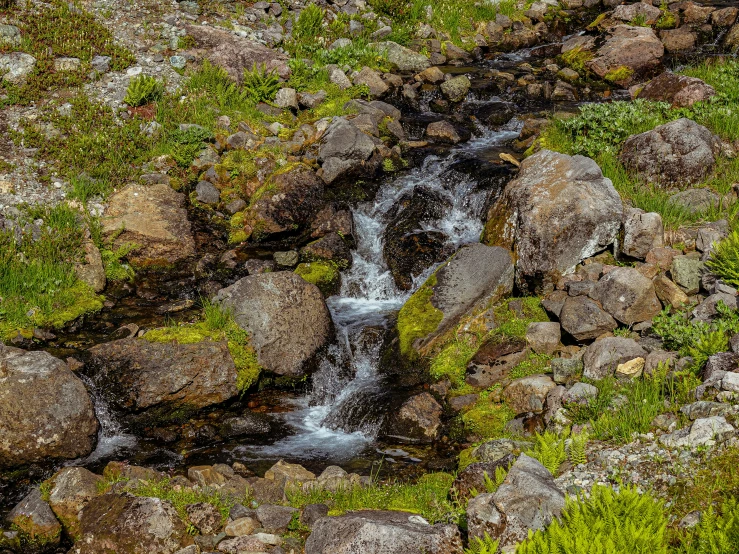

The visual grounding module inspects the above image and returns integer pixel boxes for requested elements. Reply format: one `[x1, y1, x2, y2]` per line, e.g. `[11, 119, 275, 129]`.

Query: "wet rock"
[0, 347, 98, 468]
[46, 467, 102, 539]
[318, 118, 377, 184]
[559, 296, 618, 342]
[87, 338, 238, 421]
[185, 24, 289, 80]
[256, 504, 298, 533]
[0, 52, 36, 84]
[384, 392, 443, 443]
[220, 413, 271, 438]
[215, 272, 332, 377]
[465, 337, 528, 388]
[244, 165, 325, 238]
[622, 208, 664, 259]
[102, 183, 195, 266]
[620, 118, 720, 187]
[483, 150, 622, 293]
[305, 510, 464, 553]
[310, 204, 355, 241]
[70, 494, 193, 554]
[583, 337, 647, 380]
[526, 322, 561, 355]
[504, 374, 557, 415]
[373, 41, 430, 72]
[587, 25, 663, 86]
[590, 267, 662, 325]
[301, 232, 352, 268]
[491, 454, 565, 546]
[440, 75, 471, 102]
[6, 488, 61, 551]
[425, 120, 461, 144]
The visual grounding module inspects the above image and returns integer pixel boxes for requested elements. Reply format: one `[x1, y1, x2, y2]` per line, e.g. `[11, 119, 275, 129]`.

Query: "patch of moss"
[508, 352, 553, 380]
[604, 66, 634, 83]
[396, 274, 444, 360]
[560, 46, 593, 73]
[429, 338, 478, 389]
[40, 280, 104, 329]
[457, 446, 480, 471]
[460, 392, 515, 441]
[493, 297, 549, 338]
[295, 261, 341, 296]
[587, 12, 608, 29]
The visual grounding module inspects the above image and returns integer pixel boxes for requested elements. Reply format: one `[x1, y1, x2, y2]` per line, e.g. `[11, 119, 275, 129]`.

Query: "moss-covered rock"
[295, 261, 341, 296]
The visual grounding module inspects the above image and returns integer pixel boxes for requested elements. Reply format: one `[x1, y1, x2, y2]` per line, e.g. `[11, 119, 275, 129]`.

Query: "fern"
[242, 63, 281, 104]
[517, 485, 668, 554]
[483, 466, 508, 494]
[687, 330, 729, 370]
[706, 230, 739, 287]
[526, 431, 567, 475]
[568, 431, 588, 466]
[686, 498, 739, 554]
[293, 3, 324, 42]
[124, 75, 164, 107]
[465, 532, 500, 554]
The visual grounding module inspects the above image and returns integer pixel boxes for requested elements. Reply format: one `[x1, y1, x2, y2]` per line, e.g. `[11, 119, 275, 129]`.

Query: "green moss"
[396, 274, 444, 360]
[457, 446, 480, 471]
[295, 261, 341, 296]
[460, 392, 515, 441]
[560, 46, 593, 73]
[604, 65, 634, 83]
[508, 352, 553, 380]
[493, 297, 549, 338]
[429, 338, 478, 389]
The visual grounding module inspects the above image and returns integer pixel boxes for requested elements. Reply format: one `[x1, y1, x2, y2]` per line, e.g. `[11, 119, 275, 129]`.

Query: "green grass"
[286, 472, 462, 524]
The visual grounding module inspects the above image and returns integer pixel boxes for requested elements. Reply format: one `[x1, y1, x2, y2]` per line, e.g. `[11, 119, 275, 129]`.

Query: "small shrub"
[517, 485, 668, 554]
[124, 75, 164, 107]
[293, 3, 324, 42]
[706, 230, 739, 287]
[629, 14, 648, 26]
[242, 63, 281, 104]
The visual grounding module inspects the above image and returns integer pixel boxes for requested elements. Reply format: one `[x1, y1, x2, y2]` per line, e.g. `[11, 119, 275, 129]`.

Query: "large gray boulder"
[215, 271, 332, 377]
[0, 346, 98, 468]
[305, 510, 464, 554]
[372, 41, 430, 72]
[87, 337, 238, 421]
[590, 267, 662, 325]
[583, 337, 647, 380]
[620, 118, 720, 187]
[622, 208, 664, 260]
[70, 494, 193, 554]
[484, 150, 622, 293]
[587, 25, 664, 85]
[559, 296, 618, 342]
[318, 118, 377, 184]
[396, 243, 514, 358]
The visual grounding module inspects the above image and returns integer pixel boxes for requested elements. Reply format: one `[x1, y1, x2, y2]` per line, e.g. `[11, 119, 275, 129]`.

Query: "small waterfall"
[238, 122, 523, 462]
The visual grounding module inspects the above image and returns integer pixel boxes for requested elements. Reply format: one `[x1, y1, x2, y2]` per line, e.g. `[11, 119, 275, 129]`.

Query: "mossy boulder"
[295, 261, 341, 296]
[397, 243, 514, 361]
[45, 467, 103, 540]
[587, 25, 664, 86]
[5, 488, 61, 553]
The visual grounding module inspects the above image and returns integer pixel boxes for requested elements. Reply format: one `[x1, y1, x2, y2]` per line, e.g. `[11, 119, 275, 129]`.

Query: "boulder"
[187, 503, 223, 535]
[638, 72, 715, 108]
[659, 416, 735, 449]
[46, 467, 102, 539]
[713, 7, 738, 27]
[185, 24, 289, 80]
[256, 504, 298, 533]
[319, 118, 377, 184]
[526, 322, 561, 355]
[451, 455, 516, 500]
[440, 75, 471, 103]
[671, 255, 703, 294]
[102, 183, 195, 267]
[583, 337, 647, 380]
[483, 150, 622, 293]
[491, 454, 565, 546]
[304, 510, 464, 554]
[590, 267, 662, 325]
[612, 2, 662, 24]
[87, 337, 238, 420]
[274, 87, 298, 110]
[397, 244, 514, 358]
[195, 181, 220, 204]
[587, 25, 664, 85]
[659, 27, 696, 53]
[70, 494, 193, 554]
[551, 357, 583, 385]
[466, 493, 506, 542]
[372, 41, 430, 72]
[301, 231, 352, 268]
[558, 295, 618, 342]
[503, 374, 557, 415]
[243, 164, 325, 238]
[74, 240, 106, 293]
[653, 274, 689, 307]
[622, 208, 664, 259]
[384, 392, 443, 443]
[5, 488, 61, 551]
[0, 52, 36, 84]
[620, 118, 720, 187]
[465, 337, 528, 388]
[562, 382, 598, 404]
[425, 120, 461, 144]
[0, 346, 98, 468]
[265, 460, 316, 490]
[354, 67, 389, 97]
[215, 271, 332, 377]
[218, 536, 268, 553]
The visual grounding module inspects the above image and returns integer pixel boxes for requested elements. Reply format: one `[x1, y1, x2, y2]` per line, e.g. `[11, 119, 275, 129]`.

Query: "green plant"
[629, 14, 648, 26]
[483, 466, 508, 494]
[517, 485, 668, 554]
[655, 1, 676, 29]
[526, 431, 567, 475]
[243, 63, 281, 104]
[293, 3, 324, 43]
[706, 230, 739, 287]
[124, 75, 164, 107]
[68, 175, 112, 203]
[683, 499, 739, 554]
[465, 532, 500, 554]
[568, 431, 588, 466]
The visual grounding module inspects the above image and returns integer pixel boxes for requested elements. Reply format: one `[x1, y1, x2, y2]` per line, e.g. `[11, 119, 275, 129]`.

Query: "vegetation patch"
[396, 273, 443, 360]
[706, 231, 739, 287]
[295, 261, 341, 296]
[460, 392, 515, 442]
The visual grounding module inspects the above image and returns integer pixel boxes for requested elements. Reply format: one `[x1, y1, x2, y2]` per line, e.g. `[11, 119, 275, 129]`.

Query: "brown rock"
[639, 72, 715, 108]
[659, 27, 696, 53]
[653, 273, 689, 307]
[588, 25, 664, 86]
[466, 337, 528, 388]
[47, 467, 102, 539]
[503, 374, 557, 414]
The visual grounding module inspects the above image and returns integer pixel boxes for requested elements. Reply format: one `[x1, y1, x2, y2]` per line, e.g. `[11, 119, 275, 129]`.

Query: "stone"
[653, 273, 689, 308]
[492, 454, 565, 546]
[681, 401, 732, 420]
[451, 456, 515, 501]
[590, 267, 662, 325]
[0, 52, 36, 84]
[466, 493, 506, 542]
[215, 272, 331, 377]
[620, 118, 720, 187]
[503, 374, 557, 415]
[696, 226, 726, 254]
[196, 180, 220, 204]
[274, 250, 299, 268]
[70, 494, 193, 554]
[221, 413, 270, 438]
[246, 477, 284, 504]
[692, 293, 738, 322]
[354, 66, 389, 97]
[385, 392, 443, 443]
[465, 337, 528, 388]
[187, 503, 223, 535]
[302, 504, 330, 528]
[301, 232, 352, 268]
[425, 120, 461, 144]
[91, 55, 111, 72]
[0, 347, 98, 468]
[330, 68, 353, 89]
[372, 41, 430, 72]
[188, 466, 227, 487]
[224, 516, 258, 536]
[526, 322, 560, 355]
[615, 357, 645, 379]
[304, 510, 464, 553]
[622, 208, 664, 259]
[265, 460, 316, 490]
[551, 358, 583, 385]
[275, 87, 299, 110]
[87, 338, 238, 421]
[587, 25, 664, 86]
[671, 255, 704, 294]
[668, 188, 722, 215]
[298, 90, 327, 109]
[417, 66, 445, 84]
[659, 27, 696, 53]
[217, 535, 268, 553]
[102, 183, 195, 266]
[713, 7, 738, 27]
[583, 337, 647, 380]
[720, 372, 739, 393]
[6, 488, 62, 549]
[646, 247, 682, 270]
[563, 382, 598, 404]
[440, 75, 471, 102]
[612, 2, 662, 24]
[0, 24, 21, 47]
[256, 504, 298, 532]
[639, 72, 715, 108]
[559, 296, 618, 342]
[46, 467, 102, 538]
[484, 150, 622, 293]
[74, 240, 106, 293]
[645, 349, 678, 374]
[660, 416, 735, 449]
